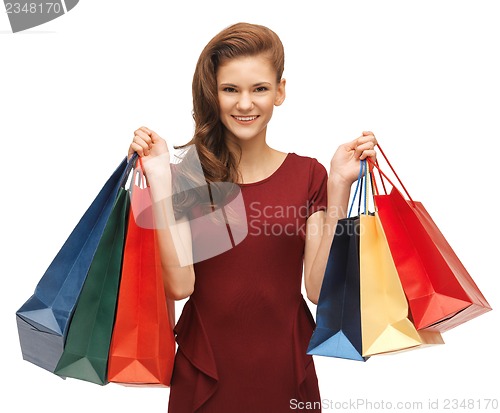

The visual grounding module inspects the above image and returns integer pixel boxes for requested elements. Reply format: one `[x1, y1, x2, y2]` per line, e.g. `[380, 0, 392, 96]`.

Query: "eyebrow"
[219, 82, 272, 87]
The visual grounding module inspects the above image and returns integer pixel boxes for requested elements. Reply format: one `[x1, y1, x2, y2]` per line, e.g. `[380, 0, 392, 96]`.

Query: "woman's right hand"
[128, 126, 171, 178]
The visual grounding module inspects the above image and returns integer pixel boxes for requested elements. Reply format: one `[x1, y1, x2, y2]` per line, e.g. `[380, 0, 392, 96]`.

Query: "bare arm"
[304, 132, 377, 304]
[129, 126, 195, 301]
[303, 177, 351, 304]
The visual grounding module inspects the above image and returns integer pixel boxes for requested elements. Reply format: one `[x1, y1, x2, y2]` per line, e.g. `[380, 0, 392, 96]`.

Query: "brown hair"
[175, 22, 285, 184]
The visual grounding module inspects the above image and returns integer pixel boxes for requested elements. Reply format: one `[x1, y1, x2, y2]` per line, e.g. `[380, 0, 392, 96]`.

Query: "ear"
[274, 78, 286, 106]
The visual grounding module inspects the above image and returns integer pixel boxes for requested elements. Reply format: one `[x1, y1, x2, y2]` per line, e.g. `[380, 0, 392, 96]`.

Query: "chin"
[226, 127, 267, 143]
[233, 132, 258, 140]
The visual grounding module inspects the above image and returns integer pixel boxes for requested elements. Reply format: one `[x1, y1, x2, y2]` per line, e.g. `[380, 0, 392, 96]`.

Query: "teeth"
[234, 116, 257, 121]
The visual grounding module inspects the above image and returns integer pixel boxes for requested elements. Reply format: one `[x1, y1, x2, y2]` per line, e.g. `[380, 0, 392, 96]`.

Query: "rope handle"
[348, 160, 366, 217]
[348, 160, 376, 217]
[367, 144, 416, 207]
[118, 152, 138, 189]
[135, 155, 149, 189]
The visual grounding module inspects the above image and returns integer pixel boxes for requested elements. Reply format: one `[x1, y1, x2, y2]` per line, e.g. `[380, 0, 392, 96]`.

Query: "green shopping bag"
[54, 186, 130, 384]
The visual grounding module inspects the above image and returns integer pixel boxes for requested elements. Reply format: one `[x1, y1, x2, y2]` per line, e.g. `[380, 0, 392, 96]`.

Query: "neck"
[224, 128, 283, 183]
[225, 128, 273, 168]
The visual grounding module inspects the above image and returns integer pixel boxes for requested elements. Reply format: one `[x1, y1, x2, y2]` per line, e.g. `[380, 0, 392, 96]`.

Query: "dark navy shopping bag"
[307, 161, 368, 362]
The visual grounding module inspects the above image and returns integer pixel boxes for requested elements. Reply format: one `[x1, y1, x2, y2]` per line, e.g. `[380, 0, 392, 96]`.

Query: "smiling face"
[216, 54, 286, 145]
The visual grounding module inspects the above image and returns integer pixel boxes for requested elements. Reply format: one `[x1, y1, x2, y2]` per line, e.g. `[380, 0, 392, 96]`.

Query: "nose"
[236, 92, 254, 112]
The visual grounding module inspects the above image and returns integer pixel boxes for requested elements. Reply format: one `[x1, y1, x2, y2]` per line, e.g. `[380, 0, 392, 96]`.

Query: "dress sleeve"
[307, 158, 328, 219]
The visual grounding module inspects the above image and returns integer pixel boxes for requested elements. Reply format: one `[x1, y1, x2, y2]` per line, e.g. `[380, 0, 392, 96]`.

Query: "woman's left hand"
[329, 131, 378, 186]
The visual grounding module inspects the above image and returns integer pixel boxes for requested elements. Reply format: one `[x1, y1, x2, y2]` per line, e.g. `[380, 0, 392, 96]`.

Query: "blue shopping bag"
[16, 154, 137, 372]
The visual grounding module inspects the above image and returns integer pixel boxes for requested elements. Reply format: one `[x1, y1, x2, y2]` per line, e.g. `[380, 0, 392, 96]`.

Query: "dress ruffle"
[173, 297, 318, 412]
[173, 298, 218, 412]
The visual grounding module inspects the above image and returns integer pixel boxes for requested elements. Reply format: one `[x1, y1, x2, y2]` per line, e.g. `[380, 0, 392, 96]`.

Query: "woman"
[129, 22, 376, 413]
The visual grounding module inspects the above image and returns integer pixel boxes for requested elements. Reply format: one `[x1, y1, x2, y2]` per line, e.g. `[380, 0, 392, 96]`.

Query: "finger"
[343, 137, 361, 151]
[354, 141, 377, 158]
[134, 129, 153, 147]
[344, 133, 377, 153]
[362, 131, 377, 143]
[356, 133, 378, 147]
[150, 130, 165, 146]
[139, 126, 152, 135]
[359, 131, 377, 144]
[133, 133, 153, 151]
[129, 142, 150, 158]
[128, 143, 141, 159]
[134, 127, 151, 137]
[359, 149, 377, 161]
[129, 142, 145, 158]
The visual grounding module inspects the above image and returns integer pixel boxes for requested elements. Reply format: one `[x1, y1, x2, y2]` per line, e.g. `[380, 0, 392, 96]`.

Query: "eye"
[222, 87, 237, 93]
[255, 86, 268, 92]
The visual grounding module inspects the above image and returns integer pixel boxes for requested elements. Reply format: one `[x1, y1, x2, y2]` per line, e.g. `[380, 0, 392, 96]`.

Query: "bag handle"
[365, 159, 373, 213]
[364, 159, 378, 215]
[348, 160, 370, 217]
[367, 144, 416, 207]
[133, 155, 149, 189]
[348, 160, 363, 217]
[119, 152, 139, 189]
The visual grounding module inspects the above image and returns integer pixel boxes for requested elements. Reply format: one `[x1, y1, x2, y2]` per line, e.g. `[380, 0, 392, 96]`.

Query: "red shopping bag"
[370, 146, 491, 332]
[107, 160, 175, 386]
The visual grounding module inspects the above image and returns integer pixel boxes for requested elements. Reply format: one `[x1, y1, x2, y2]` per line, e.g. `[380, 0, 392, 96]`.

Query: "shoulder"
[285, 154, 328, 214]
[287, 152, 328, 180]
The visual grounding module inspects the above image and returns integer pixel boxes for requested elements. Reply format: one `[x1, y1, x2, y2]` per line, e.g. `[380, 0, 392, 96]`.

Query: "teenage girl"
[128, 22, 376, 413]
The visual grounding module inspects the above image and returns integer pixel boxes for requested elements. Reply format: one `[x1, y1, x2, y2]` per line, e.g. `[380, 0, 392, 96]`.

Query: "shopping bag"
[16, 155, 136, 372]
[359, 213, 443, 356]
[307, 217, 367, 361]
[107, 160, 176, 386]
[307, 165, 367, 361]
[360, 161, 443, 356]
[54, 186, 130, 385]
[308, 161, 443, 360]
[370, 146, 491, 332]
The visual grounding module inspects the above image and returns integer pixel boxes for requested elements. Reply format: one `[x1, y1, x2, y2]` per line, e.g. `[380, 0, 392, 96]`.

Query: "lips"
[232, 115, 259, 123]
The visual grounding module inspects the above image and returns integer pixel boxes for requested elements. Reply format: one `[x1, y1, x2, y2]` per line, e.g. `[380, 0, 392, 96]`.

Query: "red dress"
[168, 153, 328, 413]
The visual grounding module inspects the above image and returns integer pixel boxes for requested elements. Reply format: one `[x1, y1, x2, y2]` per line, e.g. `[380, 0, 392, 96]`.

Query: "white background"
[1, 1, 499, 412]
